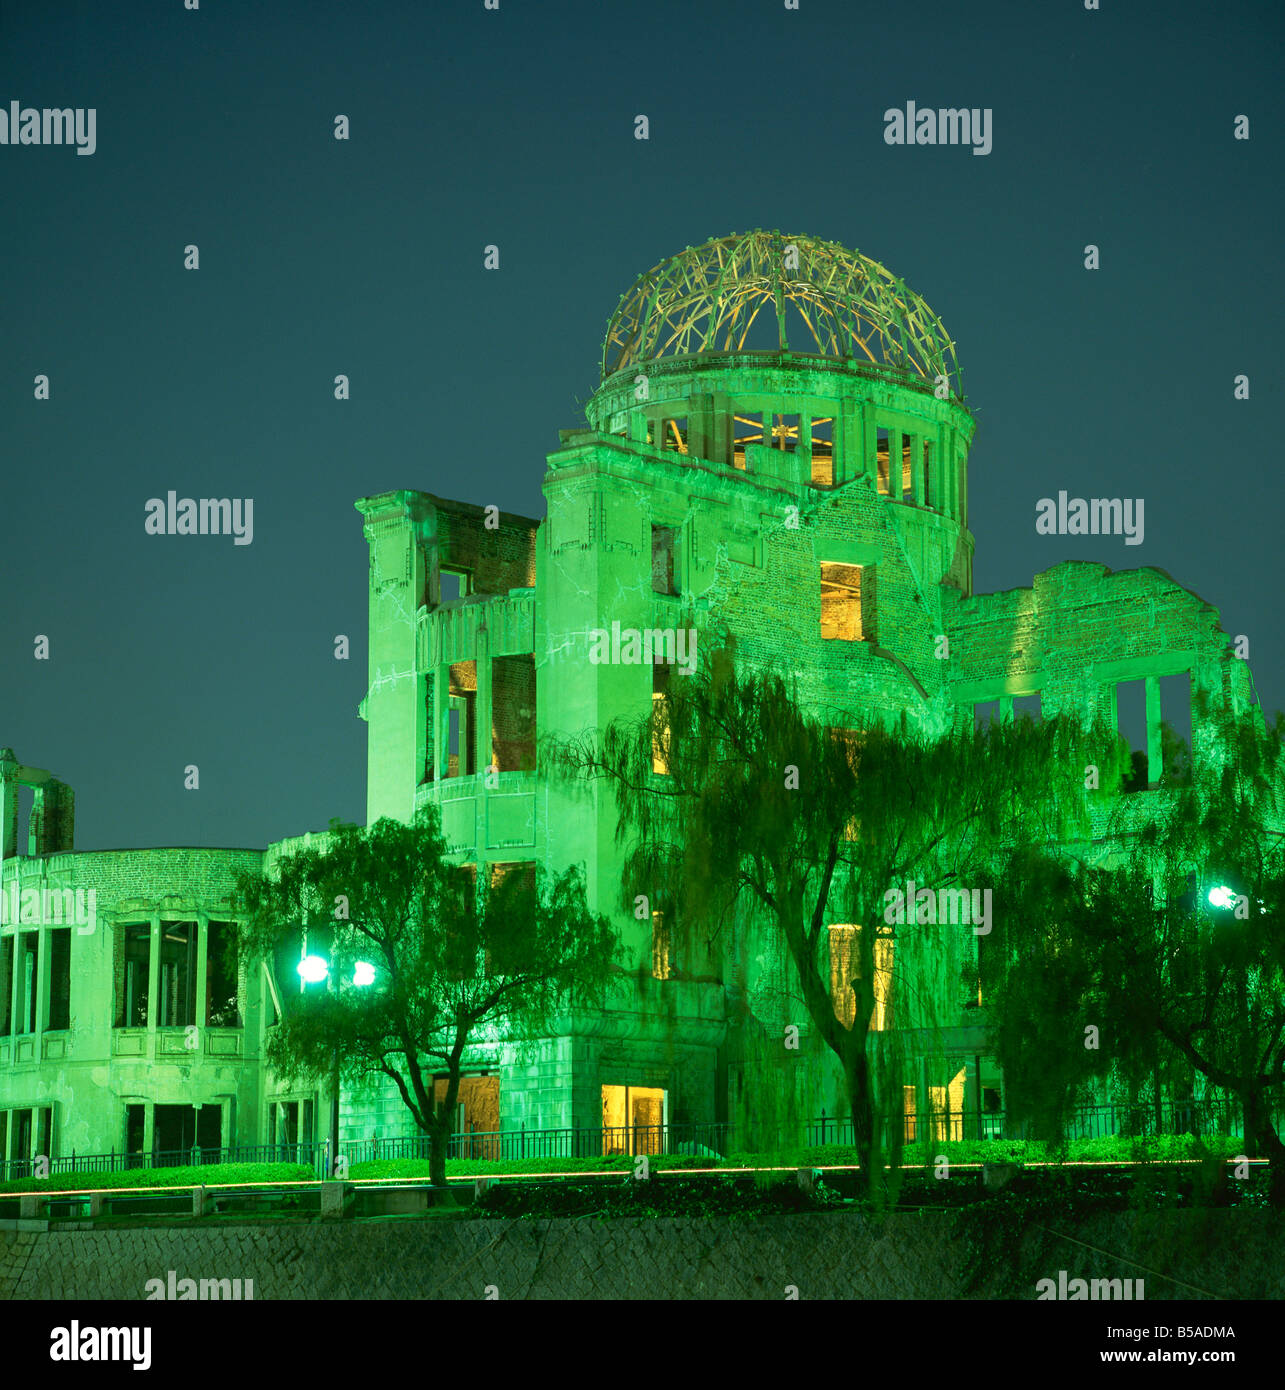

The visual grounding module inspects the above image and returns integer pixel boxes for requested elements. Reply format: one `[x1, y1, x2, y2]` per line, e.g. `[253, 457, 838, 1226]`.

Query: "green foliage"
[984, 699, 1285, 1193]
[472, 1173, 844, 1220]
[551, 648, 1121, 1204]
[233, 805, 618, 1181]
[0, 1162, 313, 1195]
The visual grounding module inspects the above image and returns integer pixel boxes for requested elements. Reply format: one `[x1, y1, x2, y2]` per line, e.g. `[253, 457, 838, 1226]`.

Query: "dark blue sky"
[3, 0, 1281, 851]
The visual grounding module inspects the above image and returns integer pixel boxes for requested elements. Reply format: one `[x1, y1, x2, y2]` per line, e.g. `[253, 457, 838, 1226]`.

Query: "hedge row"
[0, 1162, 314, 1196]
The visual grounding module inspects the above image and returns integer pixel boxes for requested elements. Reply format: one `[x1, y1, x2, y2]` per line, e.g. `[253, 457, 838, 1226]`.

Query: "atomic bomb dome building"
[350, 230, 1258, 1147]
[1, 232, 1262, 1170]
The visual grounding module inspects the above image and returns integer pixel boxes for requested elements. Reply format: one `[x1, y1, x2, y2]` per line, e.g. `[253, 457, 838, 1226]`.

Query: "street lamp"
[1208, 885, 1237, 911]
[296, 949, 377, 1174]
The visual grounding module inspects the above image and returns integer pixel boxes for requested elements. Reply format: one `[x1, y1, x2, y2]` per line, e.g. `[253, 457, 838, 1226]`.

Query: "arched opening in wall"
[732, 412, 764, 469]
[902, 433, 913, 498]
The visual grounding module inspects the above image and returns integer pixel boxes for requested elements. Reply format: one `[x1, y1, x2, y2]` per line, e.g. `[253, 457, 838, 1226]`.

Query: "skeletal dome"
[601, 230, 963, 400]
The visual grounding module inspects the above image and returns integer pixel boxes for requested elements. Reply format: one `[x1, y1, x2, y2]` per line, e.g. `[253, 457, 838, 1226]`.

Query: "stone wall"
[2, 1209, 1281, 1300]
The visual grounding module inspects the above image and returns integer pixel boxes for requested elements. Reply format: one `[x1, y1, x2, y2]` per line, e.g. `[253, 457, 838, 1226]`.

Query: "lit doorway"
[601, 1084, 667, 1156]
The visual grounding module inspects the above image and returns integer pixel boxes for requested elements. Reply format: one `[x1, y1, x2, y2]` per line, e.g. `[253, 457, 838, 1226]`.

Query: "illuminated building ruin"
[0, 233, 1265, 1167]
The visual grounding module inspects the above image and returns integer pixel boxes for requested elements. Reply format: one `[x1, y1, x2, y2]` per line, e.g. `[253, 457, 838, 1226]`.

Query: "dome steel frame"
[601, 231, 963, 398]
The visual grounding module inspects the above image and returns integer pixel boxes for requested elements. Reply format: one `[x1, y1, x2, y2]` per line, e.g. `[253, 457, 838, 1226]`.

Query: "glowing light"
[1208, 885, 1236, 910]
[352, 961, 376, 987]
[297, 954, 330, 983]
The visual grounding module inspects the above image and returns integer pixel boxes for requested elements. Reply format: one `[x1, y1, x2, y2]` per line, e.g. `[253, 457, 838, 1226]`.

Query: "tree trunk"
[847, 1050, 885, 1204]
[429, 1116, 450, 1188]
[1241, 1086, 1285, 1209]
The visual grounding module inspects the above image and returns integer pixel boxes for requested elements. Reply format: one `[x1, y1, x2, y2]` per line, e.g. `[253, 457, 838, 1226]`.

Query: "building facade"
[0, 232, 1265, 1168]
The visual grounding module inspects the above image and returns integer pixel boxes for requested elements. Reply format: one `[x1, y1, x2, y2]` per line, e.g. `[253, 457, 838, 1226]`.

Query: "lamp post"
[296, 953, 376, 1176]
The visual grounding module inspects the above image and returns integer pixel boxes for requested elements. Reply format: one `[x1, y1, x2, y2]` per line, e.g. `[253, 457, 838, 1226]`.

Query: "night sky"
[3, 0, 1281, 853]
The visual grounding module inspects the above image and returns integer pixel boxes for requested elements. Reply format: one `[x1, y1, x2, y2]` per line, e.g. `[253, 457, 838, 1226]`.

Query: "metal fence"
[0, 1099, 1258, 1184]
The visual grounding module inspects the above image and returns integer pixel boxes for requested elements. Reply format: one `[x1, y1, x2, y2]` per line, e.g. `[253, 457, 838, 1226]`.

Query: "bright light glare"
[1208, 885, 1236, 910]
[352, 961, 376, 987]
[297, 954, 330, 983]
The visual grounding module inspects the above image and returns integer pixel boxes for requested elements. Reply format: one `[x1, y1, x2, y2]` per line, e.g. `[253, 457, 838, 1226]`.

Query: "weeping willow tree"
[985, 698, 1285, 1201]
[550, 644, 1116, 1202]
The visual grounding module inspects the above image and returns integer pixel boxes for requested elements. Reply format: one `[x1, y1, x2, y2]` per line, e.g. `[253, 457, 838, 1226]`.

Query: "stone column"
[146, 913, 161, 1058]
[1145, 675, 1163, 785]
[0, 750, 20, 861]
[195, 912, 209, 1032]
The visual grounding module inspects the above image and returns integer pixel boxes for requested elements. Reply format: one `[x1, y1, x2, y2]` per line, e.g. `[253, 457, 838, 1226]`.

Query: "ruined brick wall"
[946, 561, 1234, 727]
[433, 498, 537, 595]
[491, 655, 536, 772]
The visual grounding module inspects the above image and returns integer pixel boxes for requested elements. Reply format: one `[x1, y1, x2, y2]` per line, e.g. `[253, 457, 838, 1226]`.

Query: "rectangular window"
[448, 660, 478, 777]
[116, 922, 151, 1028]
[828, 924, 893, 1031]
[651, 910, 672, 980]
[828, 925, 858, 1030]
[903, 1084, 918, 1143]
[1116, 678, 1148, 792]
[601, 1084, 666, 1156]
[154, 1103, 220, 1160]
[770, 413, 801, 452]
[7, 1108, 33, 1168]
[18, 932, 37, 1035]
[827, 729, 862, 839]
[928, 1067, 968, 1143]
[810, 416, 835, 486]
[48, 928, 70, 1031]
[732, 413, 764, 470]
[1159, 672, 1193, 785]
[491, 653, 537, 772]
[433, 1075, 501, 1156]
[922, 440, 933, 506]
[652, 660, 672, 775]
[902, 433, 913, 498]
[126, 1104, 146, 1165]
[0, 937, 12, 1036]
[159, 921, 198, 1028]
[973, 700, 1000, 729]
[819, 562, 866, 642]
[1012, 693, 1042, 723]
[876, 427, 891, 493]
[651, 525, 678, 594]
[206, 921, 241, 1027]
[661, 417, 688, 454]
